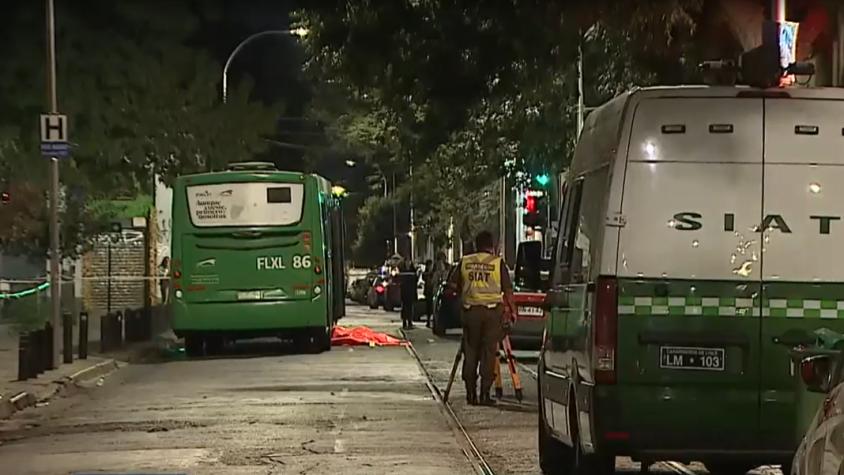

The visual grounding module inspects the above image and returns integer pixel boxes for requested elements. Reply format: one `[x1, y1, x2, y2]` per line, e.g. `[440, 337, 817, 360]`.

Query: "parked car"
[792, 343, 844, 475]
[511, 241, 551, 350]
[431, 265, 460, 336]
[349, 273, 376, 304]
[382, 271, 403, 311]
[366, 275, 388, 309]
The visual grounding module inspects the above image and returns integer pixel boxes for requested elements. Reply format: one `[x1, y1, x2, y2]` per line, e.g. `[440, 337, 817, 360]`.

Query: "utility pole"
[577, 32, 585, 136]
[499, 176, 506, 259]
[46, 0, 61, 369]
[409, 165, 415, 262]
[392, 172, 397, 255]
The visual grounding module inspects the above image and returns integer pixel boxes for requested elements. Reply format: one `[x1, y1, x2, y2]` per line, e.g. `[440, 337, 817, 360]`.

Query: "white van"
[536, 86, 844, 474]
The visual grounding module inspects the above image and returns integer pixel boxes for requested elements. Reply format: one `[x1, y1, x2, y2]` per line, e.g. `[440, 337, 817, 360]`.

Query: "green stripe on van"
[617, 296, 844, 318]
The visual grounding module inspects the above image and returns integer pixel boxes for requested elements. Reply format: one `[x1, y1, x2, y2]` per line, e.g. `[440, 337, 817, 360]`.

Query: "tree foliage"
[0, 1, 279, 257]
[295, 1, 704, 254]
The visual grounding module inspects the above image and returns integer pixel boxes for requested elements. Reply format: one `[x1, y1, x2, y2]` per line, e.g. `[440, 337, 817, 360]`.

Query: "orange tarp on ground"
[331, 326, 406, 347]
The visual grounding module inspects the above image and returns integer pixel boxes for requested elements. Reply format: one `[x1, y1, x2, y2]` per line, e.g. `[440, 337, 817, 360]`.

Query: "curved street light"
[221, 27, 309, 104]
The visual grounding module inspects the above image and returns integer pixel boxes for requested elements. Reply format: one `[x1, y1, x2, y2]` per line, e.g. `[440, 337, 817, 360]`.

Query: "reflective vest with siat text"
[460, 252, 503, 307]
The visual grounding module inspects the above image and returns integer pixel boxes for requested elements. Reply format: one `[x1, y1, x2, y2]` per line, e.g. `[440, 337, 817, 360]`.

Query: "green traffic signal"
[535, 174, 550, 187]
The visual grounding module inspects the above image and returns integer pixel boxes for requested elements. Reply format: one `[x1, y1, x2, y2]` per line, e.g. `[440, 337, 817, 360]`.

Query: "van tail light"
[594, 277, 618, 385]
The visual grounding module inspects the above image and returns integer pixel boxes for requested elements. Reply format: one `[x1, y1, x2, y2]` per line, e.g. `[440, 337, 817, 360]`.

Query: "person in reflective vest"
[447, 230, 517, 406]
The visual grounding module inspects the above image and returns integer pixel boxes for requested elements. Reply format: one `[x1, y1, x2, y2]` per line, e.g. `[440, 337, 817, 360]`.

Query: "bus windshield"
[186, 182, 305, 228]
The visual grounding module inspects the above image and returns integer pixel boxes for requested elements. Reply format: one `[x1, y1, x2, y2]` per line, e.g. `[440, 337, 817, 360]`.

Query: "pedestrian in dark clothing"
[399, 257, 418, 330]
[422, 259, 435, 327]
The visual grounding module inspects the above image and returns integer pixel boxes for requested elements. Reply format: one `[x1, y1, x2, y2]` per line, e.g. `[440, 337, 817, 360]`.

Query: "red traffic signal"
[525, 195, 537, 214]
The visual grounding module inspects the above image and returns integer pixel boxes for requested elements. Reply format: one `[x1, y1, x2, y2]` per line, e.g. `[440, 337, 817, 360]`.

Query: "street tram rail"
[403, 338, 495, 475]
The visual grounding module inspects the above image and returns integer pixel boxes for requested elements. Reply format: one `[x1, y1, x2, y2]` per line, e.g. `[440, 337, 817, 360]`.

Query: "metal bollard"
[79, 312, 88, 359]
[124, 308, 134, 342]
[142, 307, 152, 341]
[32, 329, 45, 375]
[44, 322, 55, 370]
[18, 333, 31, 381]
[100, 314, 110, 353]
[115, 311, 124, 348]
[63, 312, 73, 364]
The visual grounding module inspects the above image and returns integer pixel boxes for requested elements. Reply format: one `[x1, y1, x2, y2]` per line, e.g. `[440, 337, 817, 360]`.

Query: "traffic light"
[535, 173, 550, 187]
[522, 191, 547, 228]
[525, 195, 537, 214]
[739, 21, 782, 89]
[738, 20, 813, 88]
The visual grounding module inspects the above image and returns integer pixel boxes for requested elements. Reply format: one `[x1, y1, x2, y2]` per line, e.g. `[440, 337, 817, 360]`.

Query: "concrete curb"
[66, 359, 120, 385]
[0, 358, 119, 420]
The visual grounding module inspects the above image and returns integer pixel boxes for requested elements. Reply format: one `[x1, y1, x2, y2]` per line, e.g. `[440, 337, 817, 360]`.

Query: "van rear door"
[616, 97, 763, 449]
[760, 98, 844, 450]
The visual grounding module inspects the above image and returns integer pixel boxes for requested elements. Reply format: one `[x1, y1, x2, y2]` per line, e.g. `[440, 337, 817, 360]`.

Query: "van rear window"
[187, 182, 304, 227]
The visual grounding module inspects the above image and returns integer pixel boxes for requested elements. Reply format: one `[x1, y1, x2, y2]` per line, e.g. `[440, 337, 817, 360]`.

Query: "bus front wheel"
[185, 334, 204, 357]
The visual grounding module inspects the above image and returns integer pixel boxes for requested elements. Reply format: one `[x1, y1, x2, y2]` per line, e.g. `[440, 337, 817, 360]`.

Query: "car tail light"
[594, 277, 618, 385]
[375, 285, 385, 294]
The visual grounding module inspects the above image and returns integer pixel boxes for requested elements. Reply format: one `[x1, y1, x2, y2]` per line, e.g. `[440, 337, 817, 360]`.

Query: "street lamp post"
[46, 0, 61, 369]
[221, 28, 308, 103]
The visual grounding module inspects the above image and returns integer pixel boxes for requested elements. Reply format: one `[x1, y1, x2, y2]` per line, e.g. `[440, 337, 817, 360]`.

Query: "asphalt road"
[0, 304, 784, 475]
[0, 306, 474, 474]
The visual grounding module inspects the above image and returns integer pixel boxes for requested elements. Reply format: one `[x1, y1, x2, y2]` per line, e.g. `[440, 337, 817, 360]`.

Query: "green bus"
[169, 162, 345, 356]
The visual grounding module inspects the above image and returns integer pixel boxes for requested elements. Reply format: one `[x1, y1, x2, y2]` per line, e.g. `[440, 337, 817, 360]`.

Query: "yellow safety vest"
[460, 252, 503, 307]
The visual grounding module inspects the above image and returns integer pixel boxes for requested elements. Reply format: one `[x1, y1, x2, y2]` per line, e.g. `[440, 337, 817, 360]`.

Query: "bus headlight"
[175, 289, 183, 299]
[313, 285, 322, 295]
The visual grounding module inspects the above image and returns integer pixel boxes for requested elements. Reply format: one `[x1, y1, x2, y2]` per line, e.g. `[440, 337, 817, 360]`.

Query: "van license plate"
[237, 291, 262, 301]
[660, 346, 725, 371]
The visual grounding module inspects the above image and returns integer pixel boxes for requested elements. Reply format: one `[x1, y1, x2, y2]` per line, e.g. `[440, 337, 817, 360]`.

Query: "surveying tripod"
[443, 333, 524, 403]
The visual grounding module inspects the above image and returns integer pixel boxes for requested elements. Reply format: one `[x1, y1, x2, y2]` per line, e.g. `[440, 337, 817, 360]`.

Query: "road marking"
[333, 439, 345, 453]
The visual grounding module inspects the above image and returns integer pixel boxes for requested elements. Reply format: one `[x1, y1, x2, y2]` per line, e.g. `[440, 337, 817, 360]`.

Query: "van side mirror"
[800, 354, 834, 394]
[515, 241, 543, 290]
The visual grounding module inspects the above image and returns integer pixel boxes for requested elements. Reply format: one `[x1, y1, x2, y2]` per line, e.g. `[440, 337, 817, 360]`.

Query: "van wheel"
[705, 462, 757, 475]
[538, 392, 574, 473]
[573, 441, 614, 475]
[184, 335, 204, 357]
[568, 394, 614, 475]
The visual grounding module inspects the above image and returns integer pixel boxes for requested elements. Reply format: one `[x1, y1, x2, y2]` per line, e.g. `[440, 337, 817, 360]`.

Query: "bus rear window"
[187, 182, 304, 227]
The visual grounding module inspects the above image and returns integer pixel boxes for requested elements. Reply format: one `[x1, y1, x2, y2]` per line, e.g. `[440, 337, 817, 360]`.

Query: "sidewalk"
[0, 316, 156, 419]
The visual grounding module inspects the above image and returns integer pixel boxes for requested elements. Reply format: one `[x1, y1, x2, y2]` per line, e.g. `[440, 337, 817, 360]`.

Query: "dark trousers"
[424, 292, 434, 325]
[401, 298, 414, 328]
[461, 305, 503, 395]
